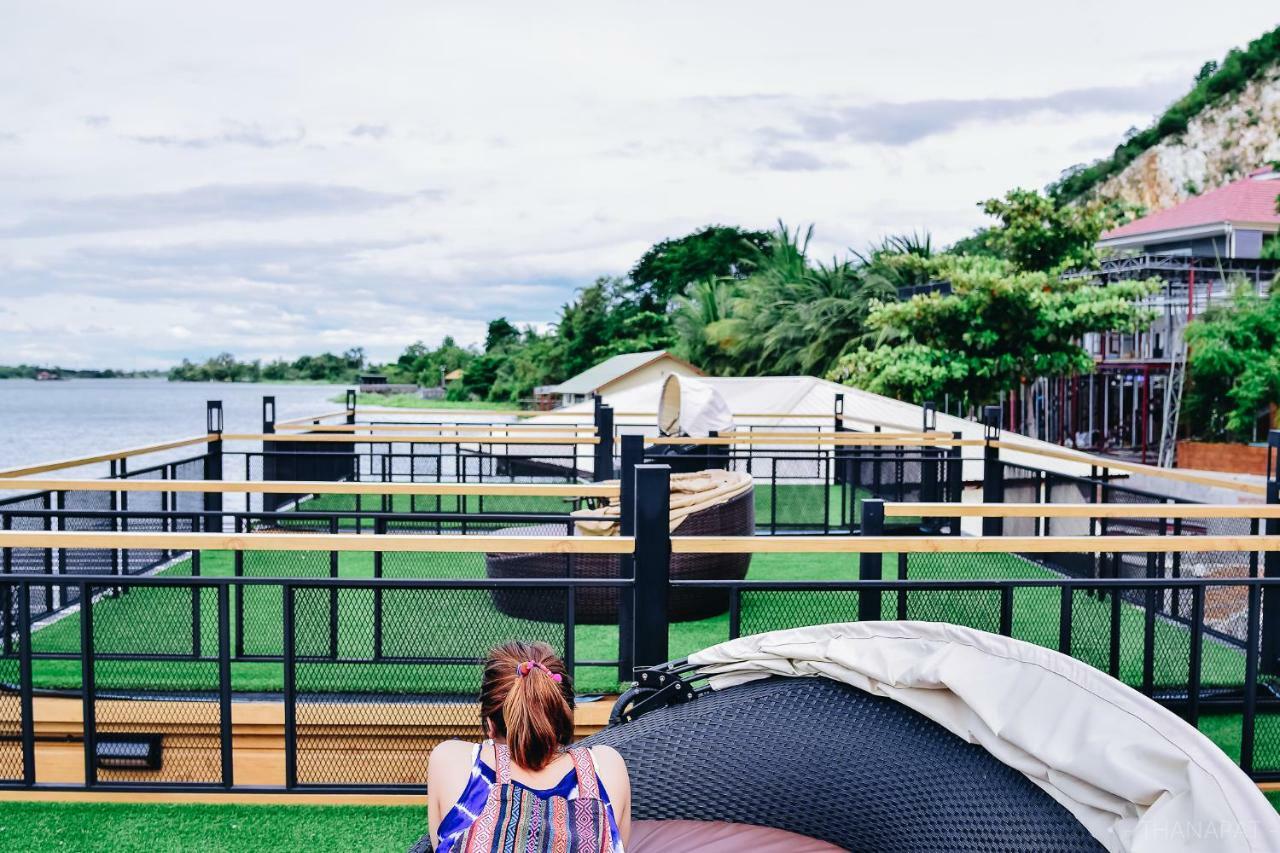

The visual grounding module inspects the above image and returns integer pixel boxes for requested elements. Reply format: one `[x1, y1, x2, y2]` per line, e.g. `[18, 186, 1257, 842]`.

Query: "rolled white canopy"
[689, 622, 1279, 853]
[657, 374, 735, 438]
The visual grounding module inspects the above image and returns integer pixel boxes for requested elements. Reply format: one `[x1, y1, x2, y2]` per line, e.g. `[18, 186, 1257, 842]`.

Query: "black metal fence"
[0, 573, 627, 792]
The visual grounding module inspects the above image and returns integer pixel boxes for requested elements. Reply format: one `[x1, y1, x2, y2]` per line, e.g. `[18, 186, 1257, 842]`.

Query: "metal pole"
[920, 402, 938, 532]
[345, 389, 356, 425]
[616, 434, 642, 680]
[262, 396, 276, 434]
[217, 583, 234, 788]
[204, 402, 223, 526]
[18, 585, 34, 785]
[283, 584, 297, 789]
[858, 499, 884, 621]
[922, 400, 936, 432]
[947, 431, 962, 536]
[80, 582, 96, 787]
[593, 404, 615, 482]
[632, 464, 671, 669]
[982, 406, 1004, 536]
[1261, 431, 1280, 675]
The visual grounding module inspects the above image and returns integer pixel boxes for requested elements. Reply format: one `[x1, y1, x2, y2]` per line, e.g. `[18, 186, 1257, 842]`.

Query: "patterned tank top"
[434, 741, 624, 853]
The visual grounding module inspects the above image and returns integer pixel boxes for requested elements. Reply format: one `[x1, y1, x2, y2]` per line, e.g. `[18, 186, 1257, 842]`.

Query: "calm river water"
[0, 379, 346, 473]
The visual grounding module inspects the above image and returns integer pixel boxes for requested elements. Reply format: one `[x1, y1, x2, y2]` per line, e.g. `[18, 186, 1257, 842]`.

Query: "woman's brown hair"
[480, 641, 574, 771]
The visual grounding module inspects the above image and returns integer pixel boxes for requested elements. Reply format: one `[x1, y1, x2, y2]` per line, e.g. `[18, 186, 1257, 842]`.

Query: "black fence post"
[982, 405, 1003, 537]
[920, 401, 939, 533]
[79, 582, 96, 787]
[859, 499, 884, 622]
[18, 584, 34, 785]
[204, 401, 223, 529]
[632, 464, 671, 670]
[922, 400, 936, 433]
[1261, 431, 1280, 675]
[833, 394, 852, 528]
[947, 431, 963, 536]
[282, 583, 297, 789]
[262, 396, 276, 434]
[345, 389, 357, 425]
[217, 583, 234, 788]
[594, 404, 615, 482]
[617, 434, 643, 681]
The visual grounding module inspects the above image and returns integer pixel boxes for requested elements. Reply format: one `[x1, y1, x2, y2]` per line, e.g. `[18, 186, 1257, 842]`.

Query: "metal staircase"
[1157, 337, 1188, 468]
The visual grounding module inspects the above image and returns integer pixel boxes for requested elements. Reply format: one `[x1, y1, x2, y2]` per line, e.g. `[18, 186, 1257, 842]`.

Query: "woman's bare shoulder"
[587, 744, 628, 774]
[429, 739, 477, 771]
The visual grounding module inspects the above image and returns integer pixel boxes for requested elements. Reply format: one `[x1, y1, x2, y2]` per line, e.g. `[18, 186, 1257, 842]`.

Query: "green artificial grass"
[0, 802, 425, 853]
[3, 791, 1280, 853]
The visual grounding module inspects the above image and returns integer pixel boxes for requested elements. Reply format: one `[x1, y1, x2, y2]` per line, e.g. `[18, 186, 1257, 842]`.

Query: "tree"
[974, 188, 1134, 272]
[671, 277, 740, 376]
[629, 225, 771, 308]
[828, 257, 1158, 408]
[669, 222, 897, 377]
[1184, 283, 1280, 440]
[483, 319, 520, 352]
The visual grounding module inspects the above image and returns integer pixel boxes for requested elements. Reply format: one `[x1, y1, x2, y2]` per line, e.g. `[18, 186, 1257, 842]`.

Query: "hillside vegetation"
[1051, 26, 1280, 205]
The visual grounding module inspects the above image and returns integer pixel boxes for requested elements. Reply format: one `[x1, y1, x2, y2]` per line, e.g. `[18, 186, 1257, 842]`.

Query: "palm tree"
[671, 276, 739, 374]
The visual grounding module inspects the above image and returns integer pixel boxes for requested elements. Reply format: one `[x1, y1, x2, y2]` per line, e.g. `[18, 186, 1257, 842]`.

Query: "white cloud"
[0, 0, 1275, 366]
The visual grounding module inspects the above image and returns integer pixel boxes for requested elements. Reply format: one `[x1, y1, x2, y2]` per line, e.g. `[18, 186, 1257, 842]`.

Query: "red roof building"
[1098, 167, 1280, 259]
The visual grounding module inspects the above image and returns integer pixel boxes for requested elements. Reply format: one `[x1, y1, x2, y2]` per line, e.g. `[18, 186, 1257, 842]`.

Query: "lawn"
[0, 802, 426, 853]
[4, 794, 1280, 852]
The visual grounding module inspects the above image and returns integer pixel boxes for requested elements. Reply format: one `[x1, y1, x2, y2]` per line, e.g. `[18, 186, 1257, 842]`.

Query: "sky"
[1, 2, 1277, 369]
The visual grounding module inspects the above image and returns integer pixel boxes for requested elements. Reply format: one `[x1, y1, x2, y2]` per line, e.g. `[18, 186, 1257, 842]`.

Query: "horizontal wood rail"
[225, 432, 598, 445]
[888, 502, 1279, 518]
[0, 435, 215, 479]
[0, 530, 634, 554]
[670, 534, 1280, 554]
[0, 478, 619, 497]
[279, 423, 596, 434]
[989, 440, 1266, 496]
[355, 407, 539, 418]
[515, 412, 837, 420]
[276, 409, 352, 426]
[720, 430, 941, 440]
[646, 435, 980, 447]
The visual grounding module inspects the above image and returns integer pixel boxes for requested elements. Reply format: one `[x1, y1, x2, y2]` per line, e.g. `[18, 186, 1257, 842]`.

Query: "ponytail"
[480, 641, 574, 771]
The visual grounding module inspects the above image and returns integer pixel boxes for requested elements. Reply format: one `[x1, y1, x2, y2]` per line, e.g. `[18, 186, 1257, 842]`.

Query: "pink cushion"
[627, 819, 845, 852]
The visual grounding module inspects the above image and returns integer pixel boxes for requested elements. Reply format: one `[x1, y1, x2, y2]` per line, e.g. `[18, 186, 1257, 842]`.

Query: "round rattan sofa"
[484, 486, 753, 624]
[408, 622, 1279, 852]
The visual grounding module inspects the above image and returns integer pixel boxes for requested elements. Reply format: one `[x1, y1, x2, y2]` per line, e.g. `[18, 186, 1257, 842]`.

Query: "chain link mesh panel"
[291, 584, 569, 786]
[0, 583, 22, 781]
[85, 582, 224, 785]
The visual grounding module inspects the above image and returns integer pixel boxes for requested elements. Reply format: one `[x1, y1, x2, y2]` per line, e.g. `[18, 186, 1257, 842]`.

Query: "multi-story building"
[1011, 168, 1279, 463]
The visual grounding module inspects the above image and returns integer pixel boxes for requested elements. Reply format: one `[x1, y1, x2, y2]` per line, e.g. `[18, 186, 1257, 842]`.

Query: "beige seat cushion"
[573, 469, 752, 536]
[627, 819, 846, 852]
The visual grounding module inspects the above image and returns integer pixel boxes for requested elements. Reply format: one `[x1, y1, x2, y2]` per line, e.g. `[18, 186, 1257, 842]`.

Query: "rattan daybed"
[577, 621, 1280, 852]
[409, 621, 1280, 852]
[484, 484, 753, 623]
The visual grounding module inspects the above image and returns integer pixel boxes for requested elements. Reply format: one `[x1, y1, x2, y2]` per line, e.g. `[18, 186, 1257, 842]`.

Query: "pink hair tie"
[517, 660, 562, 682]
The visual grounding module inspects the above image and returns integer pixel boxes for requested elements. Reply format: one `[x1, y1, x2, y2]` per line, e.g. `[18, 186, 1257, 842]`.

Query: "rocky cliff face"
[1096, 64, 1280, 212]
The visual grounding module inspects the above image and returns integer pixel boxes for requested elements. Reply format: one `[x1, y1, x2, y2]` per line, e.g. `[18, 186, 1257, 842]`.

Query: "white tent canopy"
[533, 374, 1093, 480]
